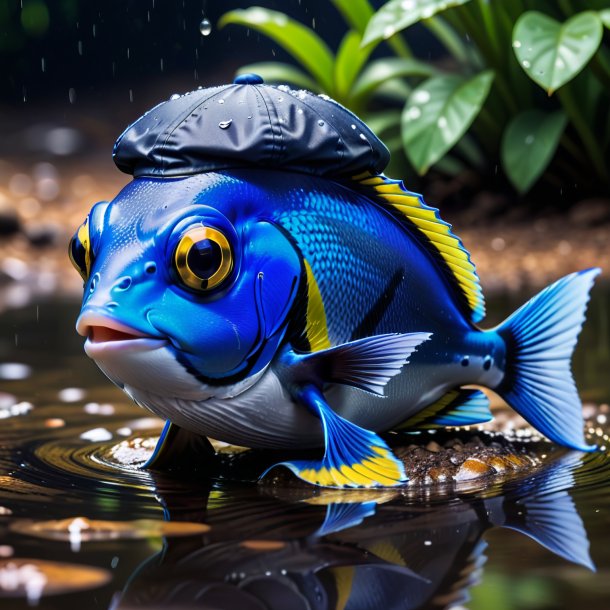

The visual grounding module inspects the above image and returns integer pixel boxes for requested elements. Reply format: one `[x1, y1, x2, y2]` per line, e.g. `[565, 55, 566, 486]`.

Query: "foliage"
[219, 0, 610, 199]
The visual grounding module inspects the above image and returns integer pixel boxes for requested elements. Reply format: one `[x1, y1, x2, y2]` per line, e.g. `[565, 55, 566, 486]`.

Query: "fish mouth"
[77, 312, 167, 356]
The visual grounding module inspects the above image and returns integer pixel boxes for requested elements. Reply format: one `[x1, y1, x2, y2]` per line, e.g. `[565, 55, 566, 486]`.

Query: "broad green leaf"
[362, 0, 473, 47]
[513, 11, 603, 94]
[401, 71, 494, 174]
[219, 7, 335, 92]
[351, 57, 439, 102]
[501, 110, 568, 193]
[236, 63, 320, 92]
[331, 0, 374, 34]
[335, 31, 372, 99]
[600, 9, 610, 29]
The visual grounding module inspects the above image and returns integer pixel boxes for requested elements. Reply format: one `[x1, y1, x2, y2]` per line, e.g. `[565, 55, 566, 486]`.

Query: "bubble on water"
[80, 428, 113, 442]
[218, 120, 232, 129]
[200, 18, 211, 36]
[0, 363, 31, 381]
[58, 388, 85, 403]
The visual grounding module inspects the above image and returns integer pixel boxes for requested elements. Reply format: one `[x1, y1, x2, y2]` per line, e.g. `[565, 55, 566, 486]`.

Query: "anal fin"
[396, 388, 491, 430]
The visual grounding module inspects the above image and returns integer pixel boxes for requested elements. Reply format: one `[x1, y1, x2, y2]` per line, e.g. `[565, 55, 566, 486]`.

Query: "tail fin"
[496, 268, 600, 452]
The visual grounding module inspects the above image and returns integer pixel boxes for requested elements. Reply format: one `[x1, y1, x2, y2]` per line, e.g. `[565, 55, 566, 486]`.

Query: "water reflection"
[107, 450, 595, 610]
[0, 296, 608, 608]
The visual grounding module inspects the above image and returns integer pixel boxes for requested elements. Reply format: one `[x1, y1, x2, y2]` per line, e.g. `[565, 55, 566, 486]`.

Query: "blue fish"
[70, 77, 599, 488]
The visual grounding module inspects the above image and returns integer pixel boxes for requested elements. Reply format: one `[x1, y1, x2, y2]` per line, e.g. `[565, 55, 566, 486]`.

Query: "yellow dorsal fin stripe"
[353, 174, 485, 323]
[304, 259, 331, 352]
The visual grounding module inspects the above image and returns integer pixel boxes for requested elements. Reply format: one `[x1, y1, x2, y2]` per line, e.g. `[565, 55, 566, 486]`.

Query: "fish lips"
[77, 311, 168, 358]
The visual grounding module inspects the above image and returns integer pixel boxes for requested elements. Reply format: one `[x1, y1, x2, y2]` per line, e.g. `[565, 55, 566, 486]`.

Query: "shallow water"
[0, 288, 608, 610]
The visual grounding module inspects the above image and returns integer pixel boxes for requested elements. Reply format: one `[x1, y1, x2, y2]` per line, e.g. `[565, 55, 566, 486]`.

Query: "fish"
[70, 77, 600, 488]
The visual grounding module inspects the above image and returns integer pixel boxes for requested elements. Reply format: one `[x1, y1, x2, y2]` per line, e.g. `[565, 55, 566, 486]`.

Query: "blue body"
[76, 169, 503, 447]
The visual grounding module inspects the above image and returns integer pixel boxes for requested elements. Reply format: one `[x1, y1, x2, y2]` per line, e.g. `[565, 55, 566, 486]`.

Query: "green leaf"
[362, 0, 473, 47]
[501, 110, 568, 194]
[331, 0, 374, 34]
[236, 63, 320, 92]
[219, 7, 335, 92]
[513, 11, 603, 95]
[600, 9, 610, 29]
[401, 71, 494, 175]
[335, 31, 372, 99]
[351, 57, 439, 102]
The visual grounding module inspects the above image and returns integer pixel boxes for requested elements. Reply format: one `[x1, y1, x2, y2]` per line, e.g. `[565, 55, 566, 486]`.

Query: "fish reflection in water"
[113, 451, 593, 610]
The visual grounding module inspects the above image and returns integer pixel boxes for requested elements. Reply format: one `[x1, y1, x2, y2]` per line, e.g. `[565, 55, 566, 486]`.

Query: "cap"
[112, 75, 390, 179]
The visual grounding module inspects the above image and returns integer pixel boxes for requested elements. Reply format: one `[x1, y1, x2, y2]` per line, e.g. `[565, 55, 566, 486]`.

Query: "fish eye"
[173, 225, 233, 291]
[68, 217, 92, 281]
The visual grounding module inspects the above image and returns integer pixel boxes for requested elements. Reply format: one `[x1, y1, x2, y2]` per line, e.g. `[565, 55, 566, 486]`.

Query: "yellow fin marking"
[354, 174, 485, 322]
[304, 259, 331, 352]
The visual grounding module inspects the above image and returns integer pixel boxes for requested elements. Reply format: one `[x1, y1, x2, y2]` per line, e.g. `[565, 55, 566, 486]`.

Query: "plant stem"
[590, 48, 610, 94]
[423, 17, 469, 65]
[558, 85, 608, 181]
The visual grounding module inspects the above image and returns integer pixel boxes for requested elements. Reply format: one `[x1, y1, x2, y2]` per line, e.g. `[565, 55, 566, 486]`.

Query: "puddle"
[0, 292, 608, 609]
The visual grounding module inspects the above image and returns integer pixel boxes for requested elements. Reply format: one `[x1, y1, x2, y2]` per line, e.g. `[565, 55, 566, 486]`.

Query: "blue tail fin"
[496, 269, 600, 452]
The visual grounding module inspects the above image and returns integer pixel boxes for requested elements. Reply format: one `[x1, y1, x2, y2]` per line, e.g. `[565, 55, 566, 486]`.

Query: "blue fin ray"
[262, 385, 407, 488]
[496, 269, 600, 452]
[396, 388, 492, 430]
[301, 332, 432, 395]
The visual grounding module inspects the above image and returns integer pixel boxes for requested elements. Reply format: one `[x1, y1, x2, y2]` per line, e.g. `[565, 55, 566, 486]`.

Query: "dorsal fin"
[352, 173, 485, 323]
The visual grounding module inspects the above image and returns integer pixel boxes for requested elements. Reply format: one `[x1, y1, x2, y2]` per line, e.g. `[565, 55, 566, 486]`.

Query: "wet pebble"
[57, 387, 85, 403]
[0, 558, 111, 600]
[10, 517, 210, 542]
[455, 458, 494, 481]
[0, 363, 31, 381]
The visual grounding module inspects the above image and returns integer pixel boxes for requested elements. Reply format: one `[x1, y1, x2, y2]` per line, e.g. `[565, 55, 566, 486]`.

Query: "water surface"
[0, 289, 608, 610]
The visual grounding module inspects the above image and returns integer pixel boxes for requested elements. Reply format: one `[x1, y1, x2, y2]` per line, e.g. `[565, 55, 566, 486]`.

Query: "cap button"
[233, 73, 264, 85]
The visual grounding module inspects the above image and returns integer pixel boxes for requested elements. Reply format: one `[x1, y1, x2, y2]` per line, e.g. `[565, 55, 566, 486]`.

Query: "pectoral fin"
[300, 332, 432, 395]
[262, 385, 407, 488]
[143, 421, 216, 471]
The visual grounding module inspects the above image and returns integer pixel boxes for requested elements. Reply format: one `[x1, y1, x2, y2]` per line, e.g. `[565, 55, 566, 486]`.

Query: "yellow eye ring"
[174, 226, 233, 291]
[69, 217, 92, 281]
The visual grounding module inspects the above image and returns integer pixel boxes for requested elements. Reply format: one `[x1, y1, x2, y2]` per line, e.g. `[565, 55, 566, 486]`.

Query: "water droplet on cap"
[170, 93, 180, 100]
[218, 99, 224, 104]
[318, 120, 325, 126]
[218, 120, 232, 129]
[200, 18, 211, 36]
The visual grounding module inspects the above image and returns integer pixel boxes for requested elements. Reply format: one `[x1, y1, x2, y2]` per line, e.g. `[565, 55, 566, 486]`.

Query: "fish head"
[71, 173, 302, 402]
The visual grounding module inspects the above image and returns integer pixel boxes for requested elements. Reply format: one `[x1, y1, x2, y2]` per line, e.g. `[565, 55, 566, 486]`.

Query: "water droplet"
[68, 88, 76, 104]
[318, 120, 325, 126]
[218, 99, 224, 104]
[555, 57, 565, 69]
[41, 57, 45, 72]
[522, 60, 531, 68]
[384, 25, 396, 39]
[525, 134, 534, 145]
[437, 116, 448, 129]
[77, 40, 82, 55]
[247, 115, 252, 119]
[170, 93, 180, 100]
[297, 108, 303, 115]
[351, 124, 356, 129]
[200, 18, 211, 36]
[512, 40, 521, 48]
[218, 120, 232, 129]
[413, 89, 430, 104]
